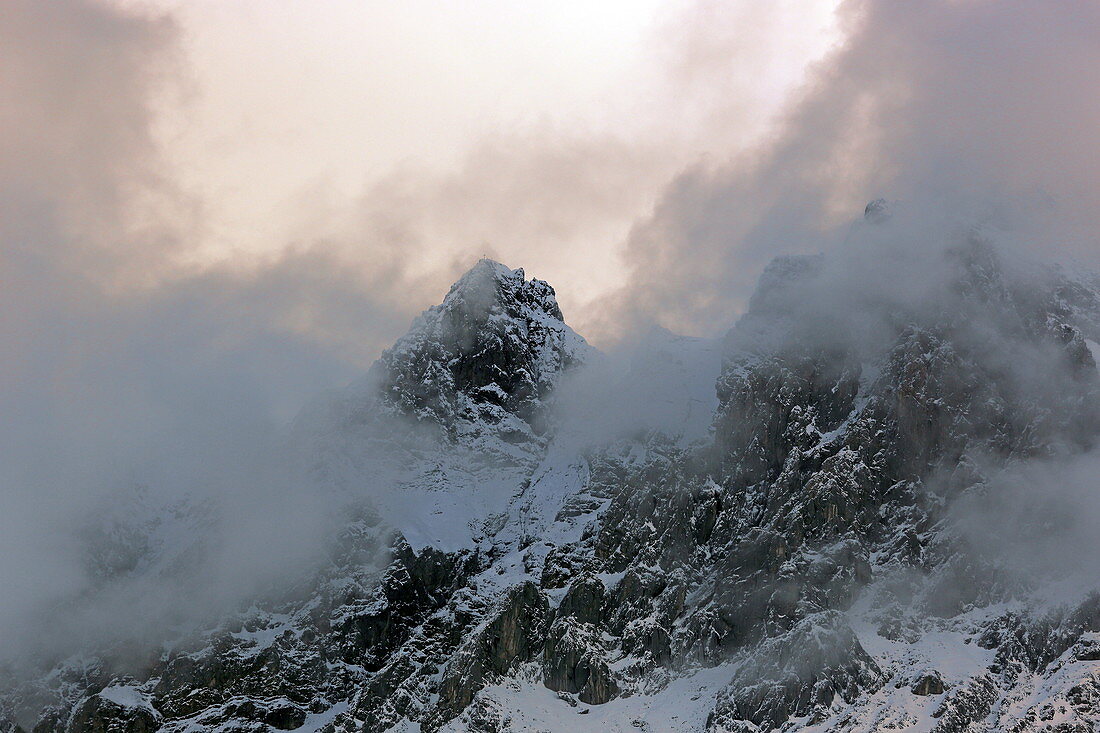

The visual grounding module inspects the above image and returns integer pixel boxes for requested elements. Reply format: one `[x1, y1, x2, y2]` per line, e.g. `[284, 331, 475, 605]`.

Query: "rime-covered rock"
[708, 612, 882, 730]
[8, 233, 1100, 733]
[67, 690, 160, 733]
[371, 258, 592, 441]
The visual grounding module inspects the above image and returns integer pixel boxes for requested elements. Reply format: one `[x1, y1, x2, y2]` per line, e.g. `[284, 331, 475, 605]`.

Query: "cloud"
[5, 0, 1100, 677]
[0, 0, 679, 665]
[0, 0, 411, 663]
[609, 0, 1100, 337]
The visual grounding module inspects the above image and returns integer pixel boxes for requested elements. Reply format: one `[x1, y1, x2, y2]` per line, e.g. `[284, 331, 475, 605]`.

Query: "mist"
[609, 0, 1100, 338]
[4, 0, 1100, 708]
[0, 0, 406, 667]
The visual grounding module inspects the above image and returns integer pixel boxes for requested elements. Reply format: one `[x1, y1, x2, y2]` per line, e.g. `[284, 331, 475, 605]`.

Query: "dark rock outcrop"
[707, 611, 883, 730]
[432, 582, 550, 729]
[371, 259, 591, 436]
[911, 670, 946, 696]
[67, 694, 159, 733]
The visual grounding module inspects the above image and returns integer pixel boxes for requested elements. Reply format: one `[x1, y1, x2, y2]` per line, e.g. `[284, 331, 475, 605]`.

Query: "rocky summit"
[5, 213, 1100, 732]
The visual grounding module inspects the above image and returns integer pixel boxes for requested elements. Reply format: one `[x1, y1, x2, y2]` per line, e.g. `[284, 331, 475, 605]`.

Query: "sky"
[46, 0, 842, 348]
[139, 0, 838, 294]
[5, 0, 1100, 670]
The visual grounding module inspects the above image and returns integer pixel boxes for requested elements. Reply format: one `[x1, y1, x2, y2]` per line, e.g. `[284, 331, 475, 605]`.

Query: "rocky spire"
[372, 259, 592, 438]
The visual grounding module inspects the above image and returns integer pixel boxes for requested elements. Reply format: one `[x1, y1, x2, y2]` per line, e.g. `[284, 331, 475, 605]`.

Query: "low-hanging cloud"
[0, 0, 419, 665]
[5, 0, 1100, 688]
[0, 0, 697, 667]
[609, 0, 1100, 338]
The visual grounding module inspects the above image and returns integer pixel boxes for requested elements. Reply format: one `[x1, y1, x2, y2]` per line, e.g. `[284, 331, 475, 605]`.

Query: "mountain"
[5, 214, 1100, 732]
[293, 258, 594, 552]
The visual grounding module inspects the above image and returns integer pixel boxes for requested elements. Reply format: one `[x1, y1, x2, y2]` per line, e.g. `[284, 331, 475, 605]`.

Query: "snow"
[1086, 339, 1100, 367]
[291, 701, 350, 732]
[337, 258, 601, 553]
[18, 254, 1100, 733]
[98, 684, 157, 713]
[229, 613, 294, 655]
[441, 664, 739, 733]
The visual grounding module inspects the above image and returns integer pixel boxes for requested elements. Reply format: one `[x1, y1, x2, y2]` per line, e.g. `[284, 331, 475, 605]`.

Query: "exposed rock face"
[541, 575, 618, 705]
[434, 582, 550, 726]
[6, 233, 1100, 733]
[67, 692, 160, 733]
[911, 670, 946, 696]
[930, 674, 998, 733]
[371, 258, 591, 440]
[708, 612, 883, 730]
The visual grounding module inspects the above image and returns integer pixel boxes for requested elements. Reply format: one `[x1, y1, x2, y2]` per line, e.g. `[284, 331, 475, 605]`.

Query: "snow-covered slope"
[295, 258, 595, 552]
[6, 218, 1100, 733]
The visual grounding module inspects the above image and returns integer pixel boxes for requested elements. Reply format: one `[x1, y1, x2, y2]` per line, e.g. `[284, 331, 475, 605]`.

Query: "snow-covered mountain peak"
[862, 197, 894, 223]
[440, 258, 561, 322]
[371, 259, 592, 439]
[296, 261, 598, 553]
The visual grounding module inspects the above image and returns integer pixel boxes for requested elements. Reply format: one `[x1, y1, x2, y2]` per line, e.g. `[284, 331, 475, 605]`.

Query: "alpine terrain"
[5, 203, 1100, 732]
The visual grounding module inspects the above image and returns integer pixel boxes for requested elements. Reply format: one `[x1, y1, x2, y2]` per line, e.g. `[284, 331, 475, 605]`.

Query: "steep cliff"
[6, 214, 1100, 732]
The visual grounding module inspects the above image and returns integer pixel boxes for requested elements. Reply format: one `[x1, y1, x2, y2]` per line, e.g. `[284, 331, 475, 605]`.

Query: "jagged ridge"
[6, 225, 1100, 733]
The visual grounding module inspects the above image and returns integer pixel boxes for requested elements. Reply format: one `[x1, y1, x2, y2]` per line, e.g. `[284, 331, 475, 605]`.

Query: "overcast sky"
[12, 0, 839, 349]
[134, 0, 838, 301]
